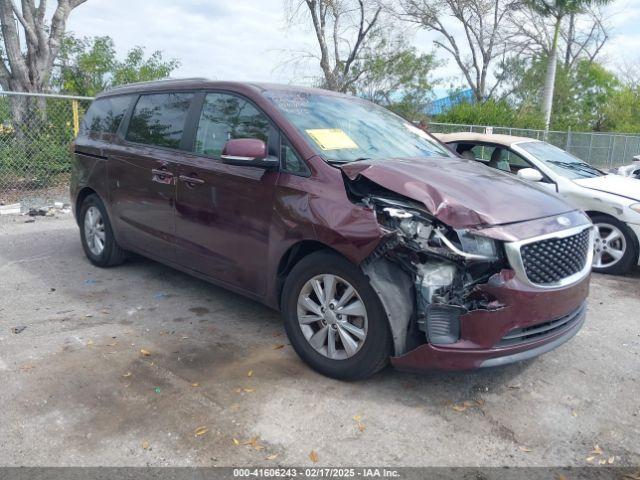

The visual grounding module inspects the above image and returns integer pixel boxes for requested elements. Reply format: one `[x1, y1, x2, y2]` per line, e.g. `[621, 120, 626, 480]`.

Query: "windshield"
[518, 141, 604, 179]
[264, 90, 453, 163]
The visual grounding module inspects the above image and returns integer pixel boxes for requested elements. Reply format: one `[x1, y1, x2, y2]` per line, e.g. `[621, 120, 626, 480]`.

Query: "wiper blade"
[327, 157, 372, 164]
[549, 160, 601, 176]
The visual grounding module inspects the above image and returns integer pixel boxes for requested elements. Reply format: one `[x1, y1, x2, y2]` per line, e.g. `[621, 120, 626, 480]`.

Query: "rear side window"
[80, 96, 132, 134]
[126, 92, 194, 149]
[194, 93, 270, 158]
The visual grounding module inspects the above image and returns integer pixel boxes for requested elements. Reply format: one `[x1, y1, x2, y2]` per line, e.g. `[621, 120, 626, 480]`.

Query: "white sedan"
[435, 132, 640, 275]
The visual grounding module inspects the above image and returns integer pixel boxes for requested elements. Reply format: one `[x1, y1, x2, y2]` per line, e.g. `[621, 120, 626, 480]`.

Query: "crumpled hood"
[573, 174, 640, 201]
[340, 156, 574, 228]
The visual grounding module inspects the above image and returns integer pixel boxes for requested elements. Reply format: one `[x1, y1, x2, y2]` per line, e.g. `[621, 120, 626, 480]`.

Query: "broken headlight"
[380, 206, 500, 262]
[456, 230, 500, 260]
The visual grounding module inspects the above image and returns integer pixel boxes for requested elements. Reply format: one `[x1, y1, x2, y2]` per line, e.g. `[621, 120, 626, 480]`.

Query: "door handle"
[151, 168, 174, 184]
[179, 174, 205, 186]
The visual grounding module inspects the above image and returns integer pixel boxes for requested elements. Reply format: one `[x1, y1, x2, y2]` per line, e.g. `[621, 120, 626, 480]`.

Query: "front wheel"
[281, 251, 392, 380]
[591, 215, 638, 275]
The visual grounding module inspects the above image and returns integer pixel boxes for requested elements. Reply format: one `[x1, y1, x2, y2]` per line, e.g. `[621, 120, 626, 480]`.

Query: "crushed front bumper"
[391, 271, 589, 372]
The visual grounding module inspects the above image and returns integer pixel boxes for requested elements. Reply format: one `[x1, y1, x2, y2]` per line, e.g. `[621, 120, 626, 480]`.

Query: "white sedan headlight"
[629, 203, 640, 214]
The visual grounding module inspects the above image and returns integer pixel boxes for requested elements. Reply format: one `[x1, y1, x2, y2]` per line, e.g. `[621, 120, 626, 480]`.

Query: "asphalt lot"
[0, 213, 639, 467]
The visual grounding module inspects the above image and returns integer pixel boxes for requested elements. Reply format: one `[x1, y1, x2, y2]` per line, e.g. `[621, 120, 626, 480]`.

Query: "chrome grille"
[520, 229, 591, 285]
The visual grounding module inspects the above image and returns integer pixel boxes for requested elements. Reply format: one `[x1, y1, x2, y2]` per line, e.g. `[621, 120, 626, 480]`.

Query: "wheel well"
[75, 187, 97, 224]
[275, 240, 344, 308]
[584, 210, 618, 223]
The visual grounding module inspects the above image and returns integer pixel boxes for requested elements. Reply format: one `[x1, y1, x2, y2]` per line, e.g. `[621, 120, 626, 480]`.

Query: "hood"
[573, 174, 640, 202]
[340, 157, 574, 228]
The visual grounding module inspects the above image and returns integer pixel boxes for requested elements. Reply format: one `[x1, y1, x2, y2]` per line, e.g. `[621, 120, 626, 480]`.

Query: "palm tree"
[529, 0, 612, 132]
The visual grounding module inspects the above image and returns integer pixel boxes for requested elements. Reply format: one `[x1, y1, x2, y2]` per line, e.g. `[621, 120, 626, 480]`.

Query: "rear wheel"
[79, 194, 127, 267]
[281, 251, 392, 380]
[591, 214, 638, 275]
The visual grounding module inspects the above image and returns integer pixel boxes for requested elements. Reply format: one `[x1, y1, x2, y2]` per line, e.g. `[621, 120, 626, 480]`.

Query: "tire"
[590, 214, 638, 275]
[79, 194, 127, 268]
[281, 251, 392, 380]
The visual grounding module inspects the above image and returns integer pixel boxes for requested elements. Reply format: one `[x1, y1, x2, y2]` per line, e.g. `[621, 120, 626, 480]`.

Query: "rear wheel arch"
[75, 187, 98, 224]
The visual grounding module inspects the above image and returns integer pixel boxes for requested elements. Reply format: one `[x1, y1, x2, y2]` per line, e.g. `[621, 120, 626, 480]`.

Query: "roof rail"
[103, 77, 210, 93]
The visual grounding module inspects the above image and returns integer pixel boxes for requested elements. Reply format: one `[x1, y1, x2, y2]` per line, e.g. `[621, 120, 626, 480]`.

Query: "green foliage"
[112, 46, 181, 87]
[54, 34, 180, 96]
[434, 99, 545, 129]
[353, 38, 439, 120]
[56, 36, 116, 97]
[504, 56, 622, 131]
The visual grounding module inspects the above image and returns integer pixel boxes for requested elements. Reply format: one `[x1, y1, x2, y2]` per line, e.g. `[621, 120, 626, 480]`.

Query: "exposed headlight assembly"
[380, 206, 500, 262]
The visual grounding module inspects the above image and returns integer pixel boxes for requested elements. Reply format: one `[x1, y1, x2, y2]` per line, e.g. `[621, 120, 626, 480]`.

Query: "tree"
[56, 35, 116, 96]
[523, 0, 612, 132]
[111, 46, 180, 87]
[286, 0, 383, 92]
[397, 0, 520, 102]
[354, 38, 439, 119]
[0, 0, 87, 93]
[54, 35, 180, 96]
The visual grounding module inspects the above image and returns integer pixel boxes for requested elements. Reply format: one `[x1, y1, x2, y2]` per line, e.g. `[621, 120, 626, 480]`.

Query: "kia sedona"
[71, 79, 594, 380]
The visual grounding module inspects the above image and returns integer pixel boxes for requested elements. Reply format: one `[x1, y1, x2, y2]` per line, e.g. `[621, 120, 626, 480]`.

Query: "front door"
[174, 92, 279, 296]
[108, 92, 195, 262]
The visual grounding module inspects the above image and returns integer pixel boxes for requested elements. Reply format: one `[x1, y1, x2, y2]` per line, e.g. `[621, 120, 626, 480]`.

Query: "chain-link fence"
[0, 91, 92, 210]
[430, 122, 640, 169]
[1, 92, 639, 211]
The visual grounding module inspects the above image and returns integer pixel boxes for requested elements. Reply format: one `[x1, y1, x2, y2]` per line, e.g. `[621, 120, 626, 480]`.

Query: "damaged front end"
[346, 175, 592, 371]
[361, 193, 507, 354]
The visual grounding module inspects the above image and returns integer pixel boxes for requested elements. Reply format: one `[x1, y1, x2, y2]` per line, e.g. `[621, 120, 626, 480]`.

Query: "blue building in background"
[426, 89, 474, 116]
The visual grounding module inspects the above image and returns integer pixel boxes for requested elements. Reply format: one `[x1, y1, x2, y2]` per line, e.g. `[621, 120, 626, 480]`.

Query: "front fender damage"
[347, 174, 510, 357]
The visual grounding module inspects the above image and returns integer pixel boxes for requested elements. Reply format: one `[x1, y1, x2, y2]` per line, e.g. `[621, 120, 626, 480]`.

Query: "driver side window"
[194, 93, 270, 158]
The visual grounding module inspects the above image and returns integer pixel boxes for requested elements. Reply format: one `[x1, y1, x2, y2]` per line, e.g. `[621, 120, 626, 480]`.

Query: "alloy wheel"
[84, 206, 106, 256]
[593, 222, 626, 269]
[296, 274, 368, 360]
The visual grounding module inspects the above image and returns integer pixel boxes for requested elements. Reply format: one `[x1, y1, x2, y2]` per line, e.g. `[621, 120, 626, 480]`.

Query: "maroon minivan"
[71, 79, 594, 380]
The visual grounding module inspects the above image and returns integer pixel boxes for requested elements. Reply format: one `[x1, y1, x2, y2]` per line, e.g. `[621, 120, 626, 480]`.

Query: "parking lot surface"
[1, 214, 639, 467]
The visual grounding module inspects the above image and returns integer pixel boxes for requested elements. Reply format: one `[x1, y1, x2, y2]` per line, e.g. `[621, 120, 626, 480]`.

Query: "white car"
[613, 156, 640, 179]
[435, 132, 640, 275]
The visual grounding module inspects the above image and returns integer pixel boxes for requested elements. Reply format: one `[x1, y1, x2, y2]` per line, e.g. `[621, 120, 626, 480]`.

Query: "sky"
[66, 0, 640, 97]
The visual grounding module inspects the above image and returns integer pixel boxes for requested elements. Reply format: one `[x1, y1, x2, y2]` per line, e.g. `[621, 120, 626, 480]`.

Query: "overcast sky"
[66, 0, 640, 97]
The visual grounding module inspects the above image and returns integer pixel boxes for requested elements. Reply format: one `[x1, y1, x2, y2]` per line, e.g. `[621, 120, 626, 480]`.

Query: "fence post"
[72, 99, 80, 136]
[606, 135, 614, 169]
[622, 135, 629, 164]
[566, 127, 571, 151]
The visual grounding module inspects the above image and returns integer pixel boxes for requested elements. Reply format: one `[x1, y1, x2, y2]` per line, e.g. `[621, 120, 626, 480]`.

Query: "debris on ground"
[11, 326, 27, 334]
[140, 349, 151, 356]
[353, 414, 366, 432]
[154, 387, 161, 394]
[309, 451, 319, 463]
[22, 203, 72, 218]
[194, 426, 208, 437]
[142, 441, 150, 450]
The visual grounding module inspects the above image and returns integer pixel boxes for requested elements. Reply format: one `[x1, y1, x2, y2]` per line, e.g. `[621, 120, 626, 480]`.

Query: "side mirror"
[221, 138, 277, 169]
[517, 168, 543, 182]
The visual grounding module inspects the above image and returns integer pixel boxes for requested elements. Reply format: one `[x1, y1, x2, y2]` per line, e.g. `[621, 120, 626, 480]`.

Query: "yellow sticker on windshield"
[305, 128, 358, 150]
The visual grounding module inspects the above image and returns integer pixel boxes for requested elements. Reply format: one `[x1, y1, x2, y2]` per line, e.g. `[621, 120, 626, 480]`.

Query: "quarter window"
[81, 95, 132, 134]
[282, 140, 310, 175]
[194, 93, 270, 158]
[126, 92, 194, 149]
